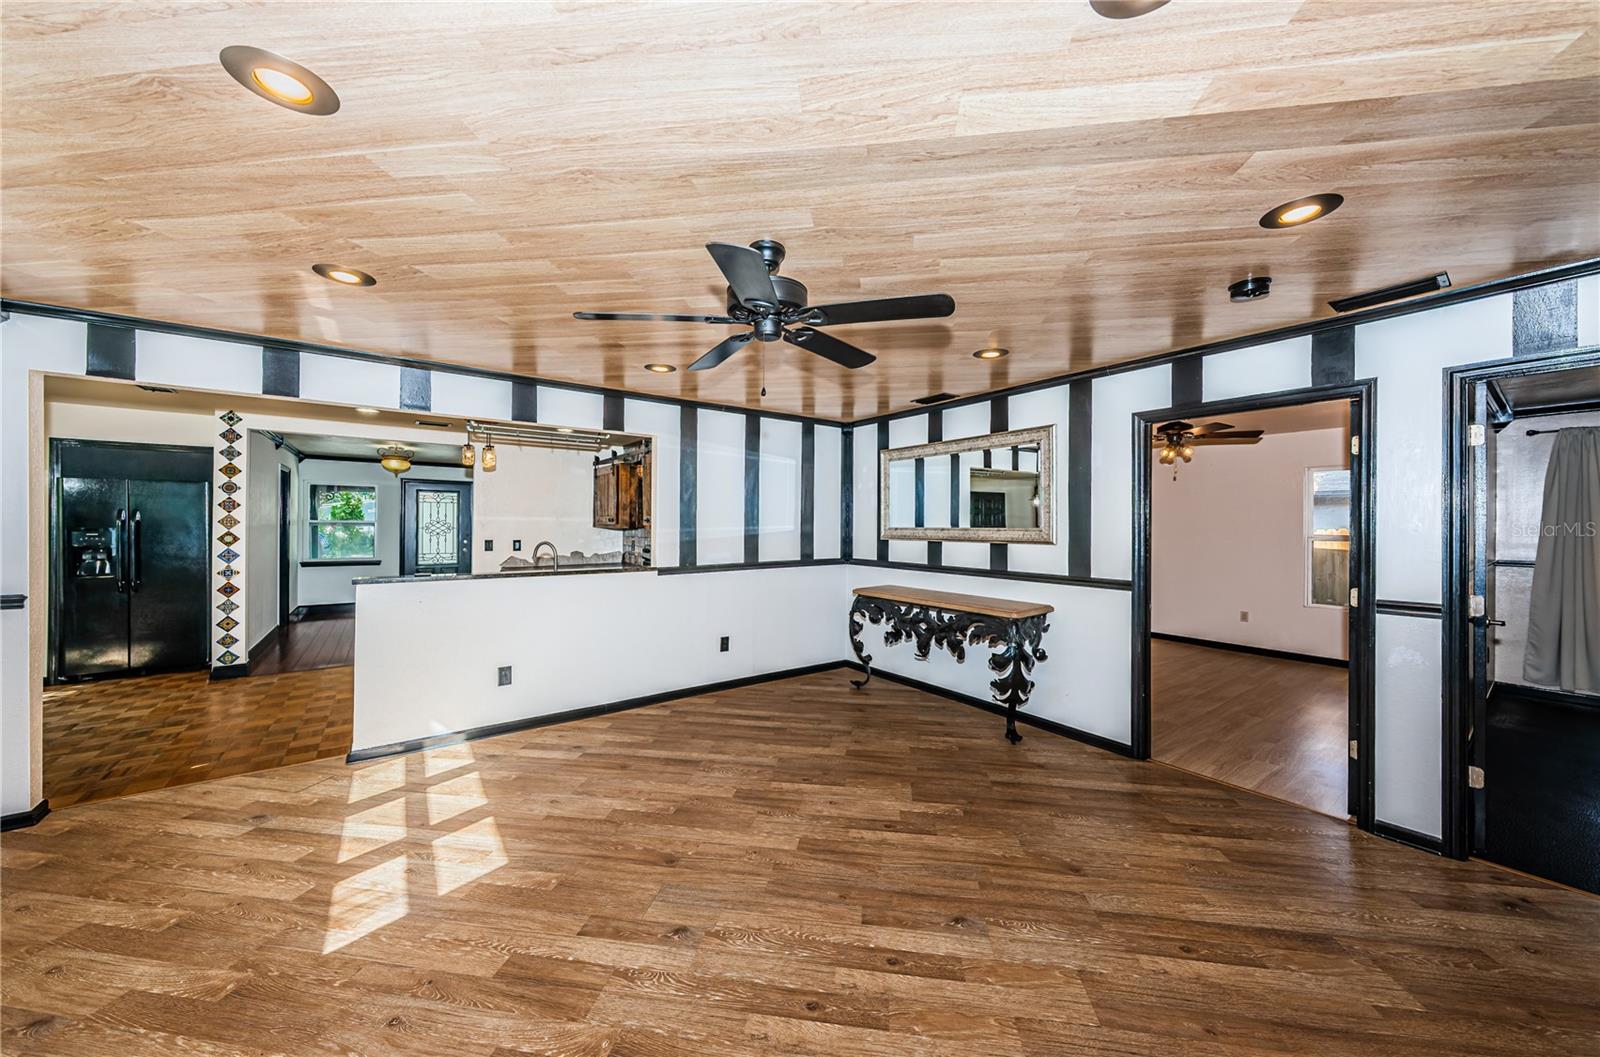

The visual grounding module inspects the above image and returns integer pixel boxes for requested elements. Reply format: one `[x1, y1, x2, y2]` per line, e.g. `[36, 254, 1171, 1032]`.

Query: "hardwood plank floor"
[1152, 638, 1350, 819]
[6, 671, 1597, 1056]
[247, 612, 355, 676]
[41, 666, 353, 809]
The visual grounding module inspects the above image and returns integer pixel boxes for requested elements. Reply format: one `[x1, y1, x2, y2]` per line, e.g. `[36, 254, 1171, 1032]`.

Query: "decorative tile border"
[215, 410, 244, 666]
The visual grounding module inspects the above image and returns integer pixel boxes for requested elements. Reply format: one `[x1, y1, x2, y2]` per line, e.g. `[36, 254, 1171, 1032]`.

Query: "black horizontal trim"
[291, 602, 356, 619]
[1, 298, 842, 428]
[1488, 681, 1600, 711]
[1151, 631, 1347, 669]
[1373, 820, 1444, 855]
[851, 258, 1600, 426]
[0, 594, 25, 610]
[655, 558, 849, 575]
[1375, 599, 1443, 617]
[1489, 558, 1537, 569]
[208, 663, 249, 682]
[347, 660, 853, 763]
[846, 662, 1138, 758]
[0, 799, 50, 832]
[850, 558, 1132, 591]
[300, 558, 383, 567]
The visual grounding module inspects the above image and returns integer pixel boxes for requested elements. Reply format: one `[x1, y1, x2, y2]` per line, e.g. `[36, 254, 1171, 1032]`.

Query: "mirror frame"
[879, 425, 1055, 543]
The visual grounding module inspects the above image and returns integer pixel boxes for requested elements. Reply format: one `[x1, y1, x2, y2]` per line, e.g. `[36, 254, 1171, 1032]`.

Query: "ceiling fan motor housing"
[727, 275, 808, 318]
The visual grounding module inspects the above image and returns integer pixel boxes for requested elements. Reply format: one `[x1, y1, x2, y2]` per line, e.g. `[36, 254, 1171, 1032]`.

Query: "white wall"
[697, 409, 745, 565]
[758, 418, 802, 562]
[1152, 427, 1350, 660]
[298, 458, 473, 606]
[472, 444, 622, 573]
[244, 431, 298, 650]
[353, 566, 848, 752]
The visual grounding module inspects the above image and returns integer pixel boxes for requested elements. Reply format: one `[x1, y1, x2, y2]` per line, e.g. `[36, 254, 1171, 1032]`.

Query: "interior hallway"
[6, 670, 1597, 1056]
[1152, 637, 1349, 819]
[247, 609, 356, 676]
[41, 665, 353, 808]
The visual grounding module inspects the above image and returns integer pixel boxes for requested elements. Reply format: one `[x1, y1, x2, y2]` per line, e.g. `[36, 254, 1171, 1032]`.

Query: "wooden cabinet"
[594, 457, 647, 530]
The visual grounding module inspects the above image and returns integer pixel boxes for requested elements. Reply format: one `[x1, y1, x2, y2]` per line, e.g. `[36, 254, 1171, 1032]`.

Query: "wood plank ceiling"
[3, 1, 1597, 420]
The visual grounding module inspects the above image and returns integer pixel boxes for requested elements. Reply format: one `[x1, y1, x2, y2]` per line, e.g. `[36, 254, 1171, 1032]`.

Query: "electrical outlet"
[512, 539, 522, 551]
[719, 636, 730, 653]
[497, 666, 512, 686]
[483, 539, 494, 552]
[1239, 611, 1249, 622]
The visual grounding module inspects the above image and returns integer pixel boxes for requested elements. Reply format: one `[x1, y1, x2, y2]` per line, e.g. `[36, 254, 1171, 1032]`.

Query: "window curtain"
[1523, 426, 1600, 694]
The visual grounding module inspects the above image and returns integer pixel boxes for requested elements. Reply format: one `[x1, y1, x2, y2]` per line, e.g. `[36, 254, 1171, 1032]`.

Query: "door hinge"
[1348, 739, 1359, 760]
[1350, 435, 1360, 456]
[1468, 423, 1486, 447]
[1469, 594, 1485, 619]
[1468, 765, 1485, 790]
[1349, 587, 1359, 608]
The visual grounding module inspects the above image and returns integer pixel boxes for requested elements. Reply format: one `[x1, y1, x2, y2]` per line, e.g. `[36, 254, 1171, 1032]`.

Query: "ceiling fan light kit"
[1152, 419, 1264, 478]
[574, 239, 956, 376]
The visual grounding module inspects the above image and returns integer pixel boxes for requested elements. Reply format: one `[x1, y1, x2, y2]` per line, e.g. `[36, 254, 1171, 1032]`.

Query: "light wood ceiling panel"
[3, 1, 1597, 420]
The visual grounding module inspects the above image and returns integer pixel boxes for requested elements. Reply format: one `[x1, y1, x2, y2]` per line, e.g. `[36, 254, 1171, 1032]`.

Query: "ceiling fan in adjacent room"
[1152, 420, 1264, 478]
[573, 240, 956, 372]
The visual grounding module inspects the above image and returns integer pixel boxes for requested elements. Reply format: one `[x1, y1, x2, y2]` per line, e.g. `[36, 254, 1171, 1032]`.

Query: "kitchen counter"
[353, 564, 651, 586]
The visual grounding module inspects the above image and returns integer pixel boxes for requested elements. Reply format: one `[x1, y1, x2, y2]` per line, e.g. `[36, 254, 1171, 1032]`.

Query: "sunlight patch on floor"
[432, 816, 507, 895]
[337, 796, 409, 864]
[426, 771, 487, 825]
[347, 758, 406, 803]
[423, 742, 475, 778]
[322, 854, 408, 953]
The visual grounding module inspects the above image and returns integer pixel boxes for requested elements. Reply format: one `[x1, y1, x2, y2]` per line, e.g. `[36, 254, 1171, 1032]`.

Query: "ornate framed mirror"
[879, 425, 1055, 543]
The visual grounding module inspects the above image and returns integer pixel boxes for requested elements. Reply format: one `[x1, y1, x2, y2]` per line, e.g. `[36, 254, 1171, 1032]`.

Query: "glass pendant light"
[480, 440, 497, 472]
[461, 440, 476, 467]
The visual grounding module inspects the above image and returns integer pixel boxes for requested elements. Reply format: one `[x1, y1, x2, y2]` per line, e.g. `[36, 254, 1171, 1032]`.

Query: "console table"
[849, 585, 1052, 743]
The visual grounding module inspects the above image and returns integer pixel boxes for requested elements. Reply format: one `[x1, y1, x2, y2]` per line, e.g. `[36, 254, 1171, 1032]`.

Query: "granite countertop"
[353, 564, 652, 586]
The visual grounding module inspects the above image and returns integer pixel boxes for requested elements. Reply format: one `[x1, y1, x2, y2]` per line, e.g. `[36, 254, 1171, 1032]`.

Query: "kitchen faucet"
[531, 540, 559, 570]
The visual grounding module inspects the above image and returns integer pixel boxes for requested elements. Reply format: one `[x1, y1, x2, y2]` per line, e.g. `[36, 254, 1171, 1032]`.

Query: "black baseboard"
[346, 660, 853, 764]
[844, 661, 1139, 759]
[290, 602, 355, 621]
[209, 663, 249, 681]
[1151, 631, 1348, 669]
[1, 799, 50, 832]
[247, 625, 281, 669]
[1374, 820, 1444, 855]
[1488, 680, 1600, 711]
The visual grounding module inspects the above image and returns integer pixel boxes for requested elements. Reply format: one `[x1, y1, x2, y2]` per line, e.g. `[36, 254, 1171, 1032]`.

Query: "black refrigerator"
[52, 440, 211, 681]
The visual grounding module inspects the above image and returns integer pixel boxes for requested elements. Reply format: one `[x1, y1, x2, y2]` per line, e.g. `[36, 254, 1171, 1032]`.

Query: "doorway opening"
[1447, 350, 1600, 893]
[1134, 383, 1376, 830]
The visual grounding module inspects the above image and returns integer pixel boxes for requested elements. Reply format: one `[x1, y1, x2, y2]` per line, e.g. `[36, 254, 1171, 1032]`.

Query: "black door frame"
[1441, 344, 1600, 860]
[399, 479, 474, 576]
[1131, 379, 1378, 831]
[277, 465, 292, 627]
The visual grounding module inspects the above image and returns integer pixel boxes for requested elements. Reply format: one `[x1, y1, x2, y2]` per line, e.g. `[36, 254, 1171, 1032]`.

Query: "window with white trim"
[1306, 467, 1350, 607]
[307, 484, 378, 561]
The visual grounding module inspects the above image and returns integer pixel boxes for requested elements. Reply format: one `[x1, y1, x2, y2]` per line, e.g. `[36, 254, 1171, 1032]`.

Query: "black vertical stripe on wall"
[1172, 355, 1203, 406]
[989, 398, 1008, 571]
[800, 422, 815, 562]
[261, 346, 300, 397]
[876, 421, 889, 562]
[603, 393, 625, 431]
[841, 428, 854, 561]
[1512, 280, 1579, 357]
[679, 405, 697, 567]
[399, 367, 431, 411]
[924, 409, 940, 565]
[744, 414, 760, 564]
[86, 323, 135, 379]
[1311, 327, 1356, 385]
[1067, 379, 1093, 578]
[511, 380, 538, 422]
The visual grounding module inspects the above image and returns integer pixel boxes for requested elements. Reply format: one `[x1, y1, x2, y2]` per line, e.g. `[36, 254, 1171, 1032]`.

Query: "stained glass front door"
[401, 481, 472, 576]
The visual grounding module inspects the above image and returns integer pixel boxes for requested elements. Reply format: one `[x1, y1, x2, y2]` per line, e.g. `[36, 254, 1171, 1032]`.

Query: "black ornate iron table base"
[849, 594, 1049, 743]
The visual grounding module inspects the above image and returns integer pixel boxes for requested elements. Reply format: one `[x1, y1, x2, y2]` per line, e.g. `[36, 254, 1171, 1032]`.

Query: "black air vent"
[413, 419, 454, 428]
[136, 384, 177, 394]
[912, 392, 959, 405]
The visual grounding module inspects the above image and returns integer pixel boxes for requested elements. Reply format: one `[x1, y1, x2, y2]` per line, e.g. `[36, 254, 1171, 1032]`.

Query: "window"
[308, 484, 377, 561]
[1306, 467, 1350, 607]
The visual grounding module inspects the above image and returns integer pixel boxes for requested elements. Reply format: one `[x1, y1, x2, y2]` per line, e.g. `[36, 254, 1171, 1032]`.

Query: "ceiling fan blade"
[1199, 430, 1264, 440]
[706, 243, 779, 310]
[1193, 436, 1263, 446]
[689, 332, 753, 371]
[574, 311, 739, 324]
[803, 294, 956, 326]
[1154, 420, 1194, 435]
[1187, 421, 1236, 437]
[783, 327, 875, 369]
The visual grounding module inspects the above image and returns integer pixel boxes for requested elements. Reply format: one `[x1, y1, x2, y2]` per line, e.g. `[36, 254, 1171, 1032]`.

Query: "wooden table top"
[853, 585, 1053, 620]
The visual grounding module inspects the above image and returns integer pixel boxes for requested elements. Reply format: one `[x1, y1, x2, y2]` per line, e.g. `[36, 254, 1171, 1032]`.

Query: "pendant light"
[480, 437, 497, 472]
[377, 445, 414, 476]
[460, 440, 476, 467]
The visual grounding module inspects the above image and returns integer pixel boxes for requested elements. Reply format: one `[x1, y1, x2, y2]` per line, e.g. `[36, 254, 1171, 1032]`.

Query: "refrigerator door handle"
[130, 509, 143, 591]
[115, 508, 129, 592]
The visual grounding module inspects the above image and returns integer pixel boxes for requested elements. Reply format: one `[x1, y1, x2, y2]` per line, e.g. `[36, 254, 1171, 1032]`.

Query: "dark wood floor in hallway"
[5, 670, 1597, 1056]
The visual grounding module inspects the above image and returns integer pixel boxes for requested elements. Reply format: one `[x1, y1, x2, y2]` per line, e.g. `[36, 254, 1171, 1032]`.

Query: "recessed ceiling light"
[312, 263, 376, 287]
[1260, 193, 1344, 229]
[557, 427, 575, 434]
[1089, 0, 1172, 18]
[219, 46, 340, 115]
[643, 363, 676, 374]
[355, 407, 380, 415]
[973, 347, 1009, 360]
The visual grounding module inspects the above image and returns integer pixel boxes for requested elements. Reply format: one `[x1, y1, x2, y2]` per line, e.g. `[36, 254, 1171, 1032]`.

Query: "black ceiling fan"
[1152, 420, 1265, 475]
[573, 239, 955, 371]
